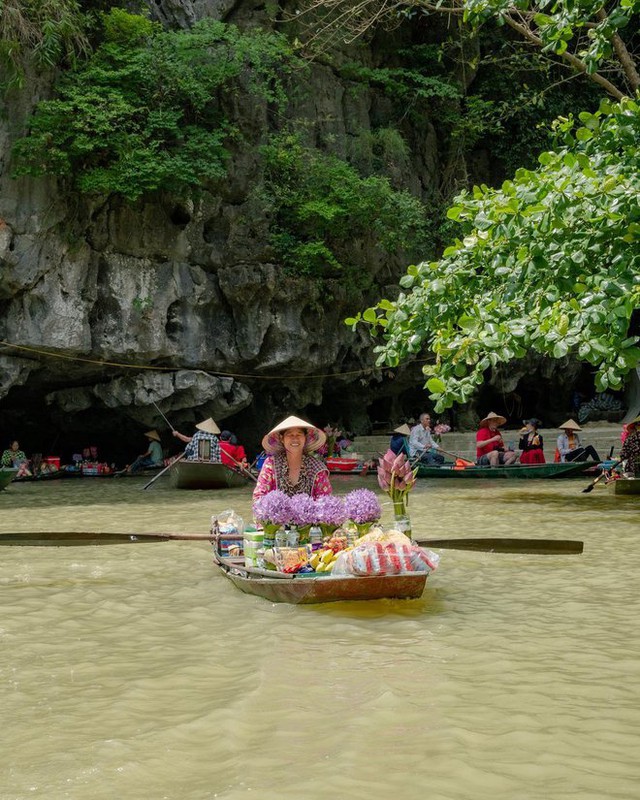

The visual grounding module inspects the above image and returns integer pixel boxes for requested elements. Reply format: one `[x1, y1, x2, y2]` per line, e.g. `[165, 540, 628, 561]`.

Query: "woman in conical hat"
[173, 418, 221, 462]
[253, 415, 332, 502]
[556, 419, 600, 463]
[389, 424, 411, 456]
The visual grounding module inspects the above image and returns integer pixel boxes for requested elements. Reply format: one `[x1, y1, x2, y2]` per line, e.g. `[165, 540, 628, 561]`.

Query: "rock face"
[0, 0, 591, 462]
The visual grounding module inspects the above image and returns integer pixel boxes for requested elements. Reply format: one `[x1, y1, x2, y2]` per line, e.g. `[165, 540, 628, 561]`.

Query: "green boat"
[614, 477, 640, 495]
[0, 467, 18, 490]
[417, 461, 595, 479]
[170, 460, 252, 490]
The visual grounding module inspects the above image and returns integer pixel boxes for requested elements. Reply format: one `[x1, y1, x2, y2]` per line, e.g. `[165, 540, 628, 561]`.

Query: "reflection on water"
[1, 475, 639, 800]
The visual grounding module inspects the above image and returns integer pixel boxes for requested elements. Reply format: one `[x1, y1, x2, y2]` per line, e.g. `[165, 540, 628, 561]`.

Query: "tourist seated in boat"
[619, 415, 640, 476]
[556, 419, 600, 463]
[172, 418, 221, 462]
[518, 418, 546, 464]
[389, 424, 411, 456]
[409, 414, 445, 465]
[1, 440, 32, 477]
[125, 430, 165, 474]
[253, 415, 332, 500]
[219, 430, 248, 470]
[475, 412, 518, 466]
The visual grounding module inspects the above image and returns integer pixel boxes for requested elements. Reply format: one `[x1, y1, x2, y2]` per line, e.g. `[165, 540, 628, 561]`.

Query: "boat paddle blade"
[0, 531, 217, 546]
[415, 537, 583, 555]
[581, 459, 622, 493]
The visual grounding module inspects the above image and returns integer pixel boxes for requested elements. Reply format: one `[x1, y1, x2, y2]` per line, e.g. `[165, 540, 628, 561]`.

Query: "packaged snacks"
[332, 540, 440, 577]
[274, 547, 310, 573]
[211, 509, 244, 535]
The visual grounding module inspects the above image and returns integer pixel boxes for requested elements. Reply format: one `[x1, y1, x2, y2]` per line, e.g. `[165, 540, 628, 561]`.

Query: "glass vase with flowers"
[377, 450, 418, 539]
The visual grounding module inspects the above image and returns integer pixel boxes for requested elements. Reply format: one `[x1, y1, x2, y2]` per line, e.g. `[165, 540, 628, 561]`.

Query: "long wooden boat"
[0, 467, 18, 490]
[170, 460, 252, 490]
[614, 477, 640, 495]
[212, 551, 428, 604]
[417, 461, 595, 479]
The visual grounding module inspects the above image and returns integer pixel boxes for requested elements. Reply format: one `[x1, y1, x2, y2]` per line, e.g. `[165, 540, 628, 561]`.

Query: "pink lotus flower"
[376, 449, 418, 536]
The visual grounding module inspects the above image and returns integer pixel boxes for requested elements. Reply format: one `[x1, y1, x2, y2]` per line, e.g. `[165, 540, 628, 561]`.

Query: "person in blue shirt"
[126, 430, 164, 474]
[389, 424, 411, 456]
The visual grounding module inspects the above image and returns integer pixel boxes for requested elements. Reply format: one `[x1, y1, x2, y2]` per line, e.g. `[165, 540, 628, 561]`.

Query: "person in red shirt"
[219, 430, 249, 470]
[476, 412, 517, 466]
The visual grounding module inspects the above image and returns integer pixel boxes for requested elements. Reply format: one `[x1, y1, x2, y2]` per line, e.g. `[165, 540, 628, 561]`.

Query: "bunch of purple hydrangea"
[252, 490, 292, 526]
[288, 493, 317, 526]
[314, 494, 346, 526]
[343, 489, 382, 524]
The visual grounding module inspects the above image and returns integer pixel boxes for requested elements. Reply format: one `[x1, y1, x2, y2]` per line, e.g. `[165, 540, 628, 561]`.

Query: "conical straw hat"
[479, 411, 507, 428]
[145, 429, 161, 442]
[262, 415, 326, 454]
[558, 418, 581, 431]
[393, 424, 411, 436]
[196, 418, 220, 435]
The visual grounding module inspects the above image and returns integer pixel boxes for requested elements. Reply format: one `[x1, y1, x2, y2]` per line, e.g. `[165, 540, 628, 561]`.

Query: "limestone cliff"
[0, 0, 602, 462]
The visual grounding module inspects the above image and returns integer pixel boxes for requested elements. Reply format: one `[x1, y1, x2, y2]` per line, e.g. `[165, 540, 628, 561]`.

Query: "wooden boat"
[170, 459, 252, 490]
[417, 461, 595, 479]
[614, 477, 640, 495]
[212, 551, 428, 604]
[0, 467, 18, 490]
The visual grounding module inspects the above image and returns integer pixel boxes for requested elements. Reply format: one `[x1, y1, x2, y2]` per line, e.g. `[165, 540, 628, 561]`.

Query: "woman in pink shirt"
[253, 415, 332, 501]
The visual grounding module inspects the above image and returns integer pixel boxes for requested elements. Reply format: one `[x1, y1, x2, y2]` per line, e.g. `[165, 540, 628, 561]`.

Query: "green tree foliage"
[11, 11, 297, 199]
[349, 98, 640, 410]
[260, 131, 434, 291]
[0, 0, 89, 89]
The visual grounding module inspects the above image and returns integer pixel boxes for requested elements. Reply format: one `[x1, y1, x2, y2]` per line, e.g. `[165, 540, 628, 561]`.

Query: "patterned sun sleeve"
[253, 456, 276, 501]
[312, 469, 333, 499]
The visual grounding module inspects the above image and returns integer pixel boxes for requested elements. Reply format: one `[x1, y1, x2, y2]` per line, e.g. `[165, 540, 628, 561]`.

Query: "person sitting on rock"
[173, 418, 221, 462]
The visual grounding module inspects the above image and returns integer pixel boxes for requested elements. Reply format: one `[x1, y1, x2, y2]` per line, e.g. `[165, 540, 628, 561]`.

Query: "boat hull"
[417, 461, 594, 479]
[614, 478, 640, 495]
[0, 468, 18, 490]
[171, 460, 251, 490]
[214, 556, 427, 604]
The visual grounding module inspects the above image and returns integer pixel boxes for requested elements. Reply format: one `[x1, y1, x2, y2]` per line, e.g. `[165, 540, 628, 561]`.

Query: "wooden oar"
[436, 448, 475, 467]
[414, 537, 583, 555]
[581, 459, 621, 493]
[222, 451, 257, 482]
[141, 452, 186, 491]
[0, 531, 583, 553]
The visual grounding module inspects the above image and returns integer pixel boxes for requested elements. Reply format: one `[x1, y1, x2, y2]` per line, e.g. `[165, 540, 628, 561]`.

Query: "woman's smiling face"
[281, 427, 307, 453]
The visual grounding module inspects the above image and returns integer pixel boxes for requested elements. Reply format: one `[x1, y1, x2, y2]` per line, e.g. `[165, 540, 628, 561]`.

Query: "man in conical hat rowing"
[173, 418, 221, 462]
[253, 415, 332, 501]
[475, 412, 517, 467]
